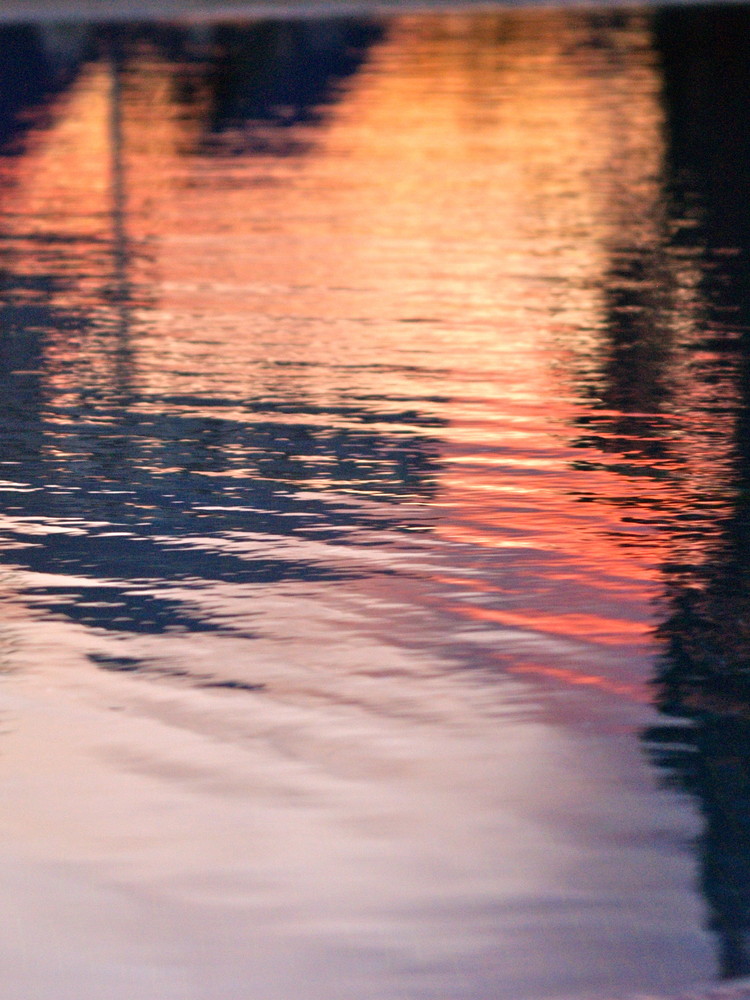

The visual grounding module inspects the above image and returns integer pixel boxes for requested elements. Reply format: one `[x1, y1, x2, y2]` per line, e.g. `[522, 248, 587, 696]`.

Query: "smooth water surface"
[1, 8, 750, 999]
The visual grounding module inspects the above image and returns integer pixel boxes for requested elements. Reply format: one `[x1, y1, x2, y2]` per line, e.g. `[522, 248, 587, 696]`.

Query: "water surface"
[1, 8, 750, 999]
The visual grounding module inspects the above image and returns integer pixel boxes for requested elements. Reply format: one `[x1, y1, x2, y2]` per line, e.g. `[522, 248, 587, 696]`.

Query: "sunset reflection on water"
[0, 9, 749, 999]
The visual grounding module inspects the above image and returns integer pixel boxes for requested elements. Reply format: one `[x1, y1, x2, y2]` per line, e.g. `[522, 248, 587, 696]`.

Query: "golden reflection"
[0, 62, 112, 238]
[0, 14, 738, 700]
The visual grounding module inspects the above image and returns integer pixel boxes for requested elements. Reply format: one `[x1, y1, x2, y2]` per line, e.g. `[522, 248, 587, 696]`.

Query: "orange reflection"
[507, 662, 651, 703]
[449, 604, 652, 646]
[0, 14, 738, 709]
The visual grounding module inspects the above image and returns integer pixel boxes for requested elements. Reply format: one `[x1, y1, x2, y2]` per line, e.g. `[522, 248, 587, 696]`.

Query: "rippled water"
[1, 8, 750, 999]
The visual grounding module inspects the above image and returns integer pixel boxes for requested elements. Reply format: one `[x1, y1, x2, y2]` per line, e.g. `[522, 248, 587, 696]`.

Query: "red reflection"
[507, 662, 651, 703]
[0, 14, 739, 715]
[448, 604, 652, 646]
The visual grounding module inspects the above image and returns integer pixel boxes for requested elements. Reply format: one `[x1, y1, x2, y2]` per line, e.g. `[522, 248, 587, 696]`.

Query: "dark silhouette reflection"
[571, 242, 678, 471]
[645, 710, 750, 979]
[204, 19, 384, 154]
[538, 4, 750, 982]
[639, 5, 750, 982]
[0, 27, 95, 436]
[656, 5, 750, 268]
[0, 25, 88, 151]
[0, 20, 441, 654]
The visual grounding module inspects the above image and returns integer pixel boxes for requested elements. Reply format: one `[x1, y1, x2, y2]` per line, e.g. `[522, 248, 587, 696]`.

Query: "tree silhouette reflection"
[642, 5, 750, 981]
[204, 19, 384, 154]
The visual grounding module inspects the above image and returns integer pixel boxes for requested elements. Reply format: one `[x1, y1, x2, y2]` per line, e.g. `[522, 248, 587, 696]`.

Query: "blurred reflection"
[630, 5, 750, 982]
[0, 22, 434, 648]
[373, 11, 676, 676]
[4, 11, 750, 995]
[0, 20, 442, 646]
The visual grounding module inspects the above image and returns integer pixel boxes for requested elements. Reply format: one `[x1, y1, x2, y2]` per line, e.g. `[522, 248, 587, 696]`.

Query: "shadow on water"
[203, 19, 384, 154]
[635, 5, 750, 981]
[0, 25, 87, 151]
[523, 3, 750, 982]
[0, 20, 442, 647]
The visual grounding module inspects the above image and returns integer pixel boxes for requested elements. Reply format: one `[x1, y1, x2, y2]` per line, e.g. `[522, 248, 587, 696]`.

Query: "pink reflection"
[0, 13, 731, 1000]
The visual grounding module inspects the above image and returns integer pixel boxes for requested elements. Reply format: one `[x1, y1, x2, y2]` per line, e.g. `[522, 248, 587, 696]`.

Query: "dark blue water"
[0, 8, 749, 999]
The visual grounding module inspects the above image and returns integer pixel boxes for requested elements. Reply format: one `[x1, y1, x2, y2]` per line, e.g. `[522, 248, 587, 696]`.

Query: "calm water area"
[1, 6, 749, 999]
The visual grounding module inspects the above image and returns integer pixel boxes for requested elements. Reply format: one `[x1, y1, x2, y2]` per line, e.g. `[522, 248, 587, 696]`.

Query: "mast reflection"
[0, 21, 441, 645]
[0, 13, 743, 992]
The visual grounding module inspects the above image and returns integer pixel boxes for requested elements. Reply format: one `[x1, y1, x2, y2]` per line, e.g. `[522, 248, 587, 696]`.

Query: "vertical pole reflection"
[642, 4, 750, 982]
[104, 27, 135, 402]
[108, 29, 128, 307]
